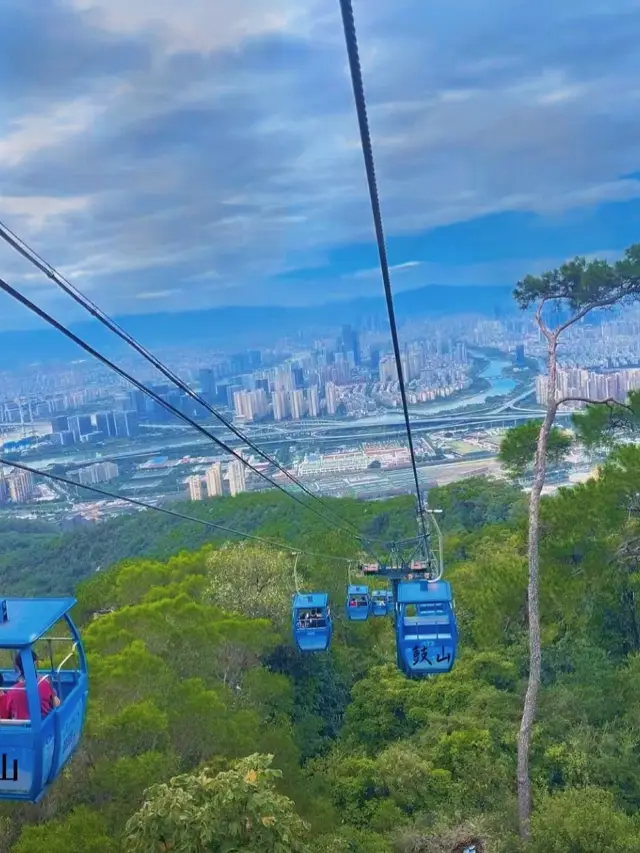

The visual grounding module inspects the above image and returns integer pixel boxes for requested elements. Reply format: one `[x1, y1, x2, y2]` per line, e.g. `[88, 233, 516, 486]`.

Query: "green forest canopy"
[3, 461, 640, 851]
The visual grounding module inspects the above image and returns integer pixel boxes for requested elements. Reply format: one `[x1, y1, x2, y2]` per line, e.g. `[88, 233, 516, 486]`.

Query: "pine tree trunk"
[517, 337, 558, 839]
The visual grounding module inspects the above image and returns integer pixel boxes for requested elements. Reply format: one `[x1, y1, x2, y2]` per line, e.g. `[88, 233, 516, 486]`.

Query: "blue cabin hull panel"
[398, 637, 456, 675]
[294, 631, 332, 652]
[395, 580, 459, 678]
[0, 673, 87, 802]
[345, 607, 370, 622]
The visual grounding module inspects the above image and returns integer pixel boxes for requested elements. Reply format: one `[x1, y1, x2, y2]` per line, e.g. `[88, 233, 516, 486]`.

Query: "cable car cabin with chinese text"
[345, 584, 371, 621]
[292, 593, 332, 652]
[371, 589, 392, 617]
[0, 598, 88, 802]
[395, 580, 458, 677]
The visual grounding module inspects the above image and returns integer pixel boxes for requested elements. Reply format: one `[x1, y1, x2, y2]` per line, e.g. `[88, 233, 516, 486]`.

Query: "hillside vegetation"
[2, 461, 640, 851]
[0, 479, 523, 597]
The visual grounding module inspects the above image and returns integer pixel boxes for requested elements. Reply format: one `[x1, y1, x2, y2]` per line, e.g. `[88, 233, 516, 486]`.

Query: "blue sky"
[2, 0, 640, 330]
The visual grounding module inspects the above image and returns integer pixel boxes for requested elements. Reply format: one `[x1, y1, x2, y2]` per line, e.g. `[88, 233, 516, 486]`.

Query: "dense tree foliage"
[2, 466, 640, 850]
[498, 422, 572, 479]
[0, 491, 419, 596]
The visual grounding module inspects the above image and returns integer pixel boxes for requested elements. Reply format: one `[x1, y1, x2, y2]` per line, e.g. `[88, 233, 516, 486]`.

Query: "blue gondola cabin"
[345, 584, 371, 621]
[395, 580, 458, 677]
[371, 589, 391, 617]
[292, 593, 332, 652]
[0, 598, 88, 802]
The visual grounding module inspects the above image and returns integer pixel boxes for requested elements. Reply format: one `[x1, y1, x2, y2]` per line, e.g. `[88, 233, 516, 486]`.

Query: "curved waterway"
[348, 353, 517, 427]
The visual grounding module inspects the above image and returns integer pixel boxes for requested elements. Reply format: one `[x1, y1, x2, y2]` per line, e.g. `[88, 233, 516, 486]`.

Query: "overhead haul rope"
[292, 552, 302, 593]
[0, 457, 353, 564]
[0, 218, 368, 543]
[337, 0, 428, 543]
[0, 274, 377, 545]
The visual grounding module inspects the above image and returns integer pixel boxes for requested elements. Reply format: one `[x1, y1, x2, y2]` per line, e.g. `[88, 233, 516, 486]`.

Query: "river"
[348, 353, 517, 427]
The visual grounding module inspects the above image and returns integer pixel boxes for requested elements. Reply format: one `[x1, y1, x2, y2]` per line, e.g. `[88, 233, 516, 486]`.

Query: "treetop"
[513, 244, 640, 312]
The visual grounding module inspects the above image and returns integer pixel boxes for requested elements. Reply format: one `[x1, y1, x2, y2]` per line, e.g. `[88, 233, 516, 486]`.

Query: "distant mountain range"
[0, 284, 515, 366]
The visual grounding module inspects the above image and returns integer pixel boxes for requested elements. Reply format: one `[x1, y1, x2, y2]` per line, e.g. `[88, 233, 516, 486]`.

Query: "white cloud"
[1, 0, 640, 326]
[135, 289, 181, 300]
[0, 97, 111, 167]
[2, 195, 91, 230]
[66, 0, 317, 54]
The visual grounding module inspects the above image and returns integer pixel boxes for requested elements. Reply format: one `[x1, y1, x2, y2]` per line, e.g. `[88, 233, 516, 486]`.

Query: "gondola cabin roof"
[396, 580, 452, 604]
[293, 592, 328, 609]
[0, 598, 76, 648]
[347, 584, 369, 596]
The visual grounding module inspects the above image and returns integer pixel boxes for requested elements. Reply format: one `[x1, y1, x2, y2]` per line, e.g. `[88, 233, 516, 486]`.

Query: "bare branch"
[556, 395, 633, 412]
[554, 294, 629, 337]
[534, 298, 552, 341]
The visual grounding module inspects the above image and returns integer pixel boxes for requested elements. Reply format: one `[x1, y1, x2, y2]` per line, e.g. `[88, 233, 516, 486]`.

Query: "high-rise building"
[227, 384, 243, 408]
[0, 470, 8, 504]
[188, 475, 203, 501]
[215, 383, 231, 405]
[271, 367, 287, 393]
[230, 353, 247, 375]
[51, 430, 76, 446]
[95, 412, 117, 437]
[128, 389, 147, 418]
[515, 344, 526, 366]
[7, 470, 35, 503]
[205, 463, 223, 497]
[339, 325, 361, 366]
[248, 350, 262, 369]
[326, 381, 337, 415]
[250, 388, 268, 418]
[292, 367, 305, 390]
[379, 356, 398, 383]
[68, 414, 93, 440]
[272, 391, 289, 422]
[307, 386, 320, 418]
[369, 349, 380, 371]
[114, 410, 139, 438]
[290, 389, 305, 420]
[234, 390, 251, 420]
[76, 461, 119, 486]
[228, 460, 246, 496]
[50, 415, 69, 433]
[198, 369, 215, 399]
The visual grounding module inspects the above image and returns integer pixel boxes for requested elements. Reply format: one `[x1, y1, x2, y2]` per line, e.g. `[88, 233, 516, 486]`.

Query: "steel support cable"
[0, 275, 372, 543]
[0, 219, 368, 543]
[0, 457, 352, 563]
[337, 0, 428, 542]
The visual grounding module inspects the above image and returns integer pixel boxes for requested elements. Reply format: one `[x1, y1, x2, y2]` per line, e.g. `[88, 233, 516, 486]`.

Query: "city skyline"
[1, 300, 639, 520]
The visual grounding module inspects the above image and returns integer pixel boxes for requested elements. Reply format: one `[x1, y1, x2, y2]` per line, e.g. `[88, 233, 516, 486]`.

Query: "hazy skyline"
[2, 0, 640, 330]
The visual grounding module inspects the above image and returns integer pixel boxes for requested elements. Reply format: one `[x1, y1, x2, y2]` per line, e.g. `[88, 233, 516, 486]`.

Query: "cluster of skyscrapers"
[198, 326, 364, 424]
[234, 385, 323, 422]
[187, 459, 246, 501]
[71, 461, 120, 487]
[50, 411, 139, 446]
[0, 386, 110, 427]
[536, 366, 640, 405]
[0, 467, 35, 504]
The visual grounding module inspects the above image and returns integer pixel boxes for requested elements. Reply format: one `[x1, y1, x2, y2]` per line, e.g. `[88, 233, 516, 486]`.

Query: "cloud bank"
[1, 0, 640, 328]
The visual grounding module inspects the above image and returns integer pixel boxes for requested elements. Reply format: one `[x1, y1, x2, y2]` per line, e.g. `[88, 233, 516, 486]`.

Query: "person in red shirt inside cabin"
[0, 673, 8, 720]
[6, 651, 60, 721]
